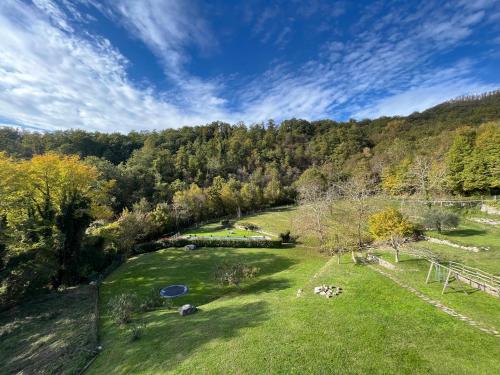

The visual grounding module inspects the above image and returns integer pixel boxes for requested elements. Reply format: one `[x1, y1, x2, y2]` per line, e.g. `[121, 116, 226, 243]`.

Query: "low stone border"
[469, 217, 500, 226]
[424, 236, 488, 252]
[367, 254, 396, 270]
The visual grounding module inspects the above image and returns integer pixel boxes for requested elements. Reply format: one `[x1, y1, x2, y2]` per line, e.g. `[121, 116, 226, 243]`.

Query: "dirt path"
[368, 264, 500, 338]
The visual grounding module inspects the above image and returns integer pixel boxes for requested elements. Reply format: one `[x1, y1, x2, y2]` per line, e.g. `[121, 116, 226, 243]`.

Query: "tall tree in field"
[445, 128, 475, 193]
[462, 122, 500, 193]
[368, 208, 415, 263]
[295, 168, 332, 246]
[333, 173, 377, 261]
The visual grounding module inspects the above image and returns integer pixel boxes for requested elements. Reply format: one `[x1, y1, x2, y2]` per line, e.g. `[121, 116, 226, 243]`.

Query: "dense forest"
[0, 91, 499, 307]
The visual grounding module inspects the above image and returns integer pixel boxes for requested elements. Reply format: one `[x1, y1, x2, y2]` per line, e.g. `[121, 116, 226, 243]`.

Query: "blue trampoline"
[160, 284, 189, 298]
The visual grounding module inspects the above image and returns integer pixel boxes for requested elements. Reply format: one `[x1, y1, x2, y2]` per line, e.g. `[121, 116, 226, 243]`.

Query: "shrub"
[237, 222, 259, 231]
[133, 241, 164, 254]
[140, 287, 170, 311]
[422, 209, 460, 233]
[279, 230, 297, 243]
[220, 219, 230, 227]
[128, 322, 146, 342]
[107, 293, 137, 325]
[133, 236, 282, 255]
[214, 262, 259, 288]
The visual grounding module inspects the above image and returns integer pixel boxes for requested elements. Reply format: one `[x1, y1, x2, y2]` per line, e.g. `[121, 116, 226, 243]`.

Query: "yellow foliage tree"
[368, 208, 415, 262]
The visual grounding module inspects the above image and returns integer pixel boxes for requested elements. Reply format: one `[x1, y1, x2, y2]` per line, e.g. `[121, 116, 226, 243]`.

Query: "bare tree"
[331, 174, 377, 262]
[409, 156, 447, 201]
[294, 183, 333, 246]
[321, 230, 357, 264]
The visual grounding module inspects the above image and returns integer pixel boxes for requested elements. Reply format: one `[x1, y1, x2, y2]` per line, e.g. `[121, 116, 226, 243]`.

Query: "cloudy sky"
[0, 0, 499, 132]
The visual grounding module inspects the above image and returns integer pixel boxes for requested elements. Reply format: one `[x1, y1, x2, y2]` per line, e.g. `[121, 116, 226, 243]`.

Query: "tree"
[295, 180, 333, 245]
[462, 122, 500, 193]
[422, 208, 459, 233]
[445, 128, 475, 193]
[333, 173, 376, 261]
[0, 152, 112, 301]
[320, 231, 356, 264]
[382, 158, 413, 196]
[295, 167, 327, 192]
[369, 208, 415, 262]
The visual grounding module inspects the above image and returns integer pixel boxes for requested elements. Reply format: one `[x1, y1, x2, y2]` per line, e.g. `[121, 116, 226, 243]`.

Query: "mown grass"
[235, 206, 297, 237]
[426, 220, 500, 251]
[0, 286, 97, 375]
[183, 222, 263, 238]
[374, 248, 500, 329]
[411, 240, 500, 273]
[89, 240, 500, 374]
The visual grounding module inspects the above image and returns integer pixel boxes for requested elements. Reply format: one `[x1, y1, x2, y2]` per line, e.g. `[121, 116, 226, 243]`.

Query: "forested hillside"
[0, 91, 499, 307]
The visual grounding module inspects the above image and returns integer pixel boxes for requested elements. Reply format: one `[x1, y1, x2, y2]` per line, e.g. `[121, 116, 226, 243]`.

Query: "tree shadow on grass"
[441, 229, 486, 237]
[107, 301, 270, 374]
[443, 285, 481, 295]
[102, 248, 297, 308]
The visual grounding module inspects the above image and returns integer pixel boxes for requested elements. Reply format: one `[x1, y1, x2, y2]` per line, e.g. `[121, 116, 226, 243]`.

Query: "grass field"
[374, 248, 500, 329]
[183, 222, 263, 238]
[0, 286, 98, 375]
[89, 247, 499, 374]
[88, 207, 500, 375]
[426, 221, 500, 251]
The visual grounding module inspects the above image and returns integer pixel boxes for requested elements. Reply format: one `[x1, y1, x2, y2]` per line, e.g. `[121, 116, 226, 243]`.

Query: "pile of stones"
[313, 285, 342, 298]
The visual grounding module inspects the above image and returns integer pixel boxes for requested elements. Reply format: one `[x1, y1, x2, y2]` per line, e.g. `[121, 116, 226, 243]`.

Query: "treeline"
[0, 91, 499, 307]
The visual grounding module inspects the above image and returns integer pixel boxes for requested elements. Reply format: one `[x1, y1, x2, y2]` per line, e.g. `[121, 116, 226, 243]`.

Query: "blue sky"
[0, 0, 499, 132]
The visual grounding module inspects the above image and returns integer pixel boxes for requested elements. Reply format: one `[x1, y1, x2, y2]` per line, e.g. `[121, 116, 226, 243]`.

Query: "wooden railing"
[448, 261, 500, 291]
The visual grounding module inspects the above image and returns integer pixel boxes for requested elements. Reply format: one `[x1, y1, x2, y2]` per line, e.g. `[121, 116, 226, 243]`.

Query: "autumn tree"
[445, 127, 475, 193]
[369, 208, 415, 262]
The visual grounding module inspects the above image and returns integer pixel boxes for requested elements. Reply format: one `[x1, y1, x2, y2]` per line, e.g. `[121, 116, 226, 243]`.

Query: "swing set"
[425, 260, 500, 297]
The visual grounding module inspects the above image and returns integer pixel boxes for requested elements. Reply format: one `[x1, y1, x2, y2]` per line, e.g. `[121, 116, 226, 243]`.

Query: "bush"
[133, 237, 282, 254]
[133, 241, 164, 254]
[107, 293, 137, 325]
[237, 222, 260, 231]
[128, 322, 146, 342]
[422, 209, 460, 233]
[279, 230, 297, 243]
[214, 261, 259, 288]
[140, 287, 170, 311]
[220, 219, 230, 227]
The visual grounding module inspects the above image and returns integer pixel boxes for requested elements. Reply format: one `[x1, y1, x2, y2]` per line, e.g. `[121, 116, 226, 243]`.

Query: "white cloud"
[232, 0, 500, 122]
[0, 0, 498, 133]
[0, 0, 230, 132]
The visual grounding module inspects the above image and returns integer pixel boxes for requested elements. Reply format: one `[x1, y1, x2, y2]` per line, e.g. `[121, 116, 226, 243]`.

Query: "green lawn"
[374, 248, 500, 329]
[89, 244, 500, 374]
[235, 206, 297, 237]
[0, 286, 97, 375]
[183, 222, 263, 238]
[426, 221, 500, 252]
[411, 241, 500, 274]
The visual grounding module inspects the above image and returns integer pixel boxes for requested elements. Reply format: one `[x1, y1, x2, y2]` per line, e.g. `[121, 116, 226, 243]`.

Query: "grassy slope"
[426, 221, 500, 252]
[89, 207, 500, 374]
[89, 248, 499, 375]
[0, 286, 97, 375]
[235, 206, 297, 237]
[374, 249, 500, 329]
